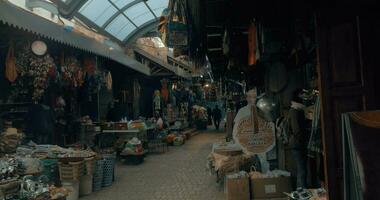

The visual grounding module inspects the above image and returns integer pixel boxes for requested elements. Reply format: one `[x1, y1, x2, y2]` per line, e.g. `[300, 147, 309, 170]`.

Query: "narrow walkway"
[81, 131, 226, 200]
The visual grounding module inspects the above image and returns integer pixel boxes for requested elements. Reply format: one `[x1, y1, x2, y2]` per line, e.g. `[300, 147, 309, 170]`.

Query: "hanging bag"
[5, 43, 18, 82]
[166, 0, 188, 47]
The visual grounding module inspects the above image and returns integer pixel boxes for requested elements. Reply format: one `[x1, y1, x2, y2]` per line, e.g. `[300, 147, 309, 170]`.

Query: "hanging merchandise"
[248, 20, 259, 65]
[153, 90, 162, 114]
[61, 55, 83, 87]
[222, 28, 230, 56]
[105, 71, 112, 91]
[233, 89, 275, 161]
[133, 79, 141, 119]
[10, 45, 56, 102]
[161, 79, 169, 104]
[166, 0, 188, 47]
[83, 56, 96, 75]
[158, 8, 170, 45]
[265, 61, 288, 93]
[5, 43, 18, 82]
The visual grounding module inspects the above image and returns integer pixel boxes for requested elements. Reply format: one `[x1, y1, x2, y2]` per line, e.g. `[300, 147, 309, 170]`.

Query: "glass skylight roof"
[77, 0, 169, 42]
[110, 0, 135, 9]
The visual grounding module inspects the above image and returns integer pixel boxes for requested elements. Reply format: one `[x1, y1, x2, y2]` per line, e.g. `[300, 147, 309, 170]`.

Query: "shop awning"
[0, 0, 151, 75]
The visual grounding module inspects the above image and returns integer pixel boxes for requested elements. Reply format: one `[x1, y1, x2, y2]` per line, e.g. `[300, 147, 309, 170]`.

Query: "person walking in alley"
[212, 105, 222, 130]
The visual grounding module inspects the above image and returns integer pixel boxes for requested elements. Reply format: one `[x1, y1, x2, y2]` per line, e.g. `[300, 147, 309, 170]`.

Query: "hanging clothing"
[105, 72, 112, 90]
[161, 81, 169, 104]
[5, 44, 17, 82]
[222, 28, 230, 55]
[248, 22, 258, 65]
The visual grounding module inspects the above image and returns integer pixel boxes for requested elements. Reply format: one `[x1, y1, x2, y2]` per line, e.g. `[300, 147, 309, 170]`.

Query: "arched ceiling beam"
[102, 0, 143, 29]
[123, 18, 159, 45]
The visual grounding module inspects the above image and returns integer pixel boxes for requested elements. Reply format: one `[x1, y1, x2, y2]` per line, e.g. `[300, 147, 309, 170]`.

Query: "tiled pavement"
[81, 130, 226, 200]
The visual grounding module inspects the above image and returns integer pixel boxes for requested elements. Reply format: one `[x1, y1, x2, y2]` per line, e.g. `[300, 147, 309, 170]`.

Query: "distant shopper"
[212, 105, 222, 130]
[206, 106, 212, 125]
[288, 90, 308, 188]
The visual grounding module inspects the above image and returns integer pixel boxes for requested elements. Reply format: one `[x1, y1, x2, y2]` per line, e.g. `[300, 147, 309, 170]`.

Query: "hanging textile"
[307, 95, 322, 156]
[161, 79, 169, 104]
[222, 28, 230, 56]
[166, 0, 188, 47]
[5, 43, 18, 82]
[133, 79, 141, 119]
[84, 56, 96, 75]
[248, 21, 258, 65]
[105, 71, 112, 91]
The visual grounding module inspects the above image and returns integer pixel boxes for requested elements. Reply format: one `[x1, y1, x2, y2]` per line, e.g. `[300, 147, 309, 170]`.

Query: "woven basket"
[59, 161, 84, 181]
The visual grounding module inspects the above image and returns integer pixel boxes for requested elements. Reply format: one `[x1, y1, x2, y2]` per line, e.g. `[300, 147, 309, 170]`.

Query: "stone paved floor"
[81, 130, 226, 200]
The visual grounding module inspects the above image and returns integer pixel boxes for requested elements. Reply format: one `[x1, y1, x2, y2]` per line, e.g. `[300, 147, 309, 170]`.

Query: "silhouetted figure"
[212, 105, 222, 130]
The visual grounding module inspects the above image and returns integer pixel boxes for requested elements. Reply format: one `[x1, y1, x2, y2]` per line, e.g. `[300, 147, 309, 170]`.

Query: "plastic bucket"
[79, 175, 93, 196]
[62, 180, 79, 200]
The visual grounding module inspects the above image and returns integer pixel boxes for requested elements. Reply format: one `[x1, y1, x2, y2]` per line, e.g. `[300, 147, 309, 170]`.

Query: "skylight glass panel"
[124, 2, 154, 26]
[133, 12, 155, 26]
[110, 0, 135, 9]
[146, 0, 169, 16]
[79, 0, 118, 26]
[116, 22, 136, 40]
[105, 14, 129, 36]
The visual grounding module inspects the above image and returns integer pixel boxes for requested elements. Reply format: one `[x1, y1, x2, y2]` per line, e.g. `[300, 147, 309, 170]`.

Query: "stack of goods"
[249, 167, 292, 199]
[225, 171, 250, 200]
[207, 142, 248, 182]
[120, 138, 144, 165]
[0, 128, 23, 154]
[173, 135, 184, 146]
[285, 188, 327, 200]
[49, 185, 70, 200]
[19, 176, 50, 200]
[0, 157, 69, 200]
[0, 158, 19, 199]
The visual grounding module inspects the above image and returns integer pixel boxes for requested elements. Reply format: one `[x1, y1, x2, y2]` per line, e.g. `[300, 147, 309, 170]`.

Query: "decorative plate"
[31, 40, 47, 56]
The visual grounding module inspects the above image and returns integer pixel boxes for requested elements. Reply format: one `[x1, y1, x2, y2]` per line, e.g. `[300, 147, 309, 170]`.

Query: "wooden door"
[316, 11, 380, 199]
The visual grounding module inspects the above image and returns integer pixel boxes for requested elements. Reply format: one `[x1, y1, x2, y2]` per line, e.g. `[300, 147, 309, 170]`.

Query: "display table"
[97, 129, 142, 148]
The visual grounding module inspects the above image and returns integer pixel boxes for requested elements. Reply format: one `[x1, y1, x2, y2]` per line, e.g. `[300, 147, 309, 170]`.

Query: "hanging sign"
[233, 105, 275, 154]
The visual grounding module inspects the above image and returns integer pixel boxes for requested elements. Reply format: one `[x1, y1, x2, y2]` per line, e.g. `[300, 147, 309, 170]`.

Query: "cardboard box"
[251, 176, 292, 199]
[226, 174, 250, 200]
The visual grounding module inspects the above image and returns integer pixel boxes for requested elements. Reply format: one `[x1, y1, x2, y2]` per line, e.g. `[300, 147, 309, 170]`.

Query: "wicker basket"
[59, 161, 84, 181]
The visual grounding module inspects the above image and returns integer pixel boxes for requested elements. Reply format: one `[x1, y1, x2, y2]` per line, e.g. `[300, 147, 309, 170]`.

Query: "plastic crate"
[92, 160, 104, 192]
[148, 140, 168, 153]
[102, 155, 116, 187]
